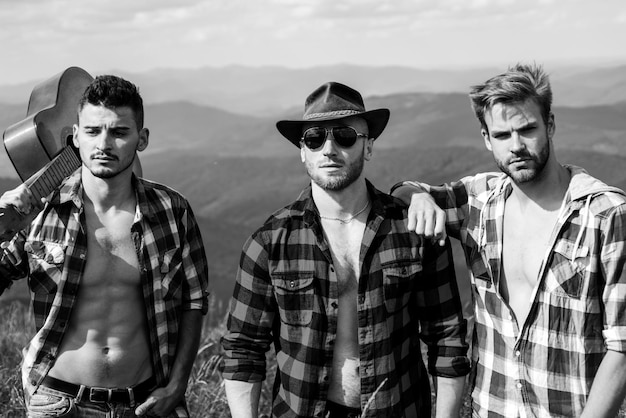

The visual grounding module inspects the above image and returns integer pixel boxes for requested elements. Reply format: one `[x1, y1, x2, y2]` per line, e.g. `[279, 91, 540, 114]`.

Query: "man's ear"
[364, 138, 374, 161]
[482, 128, 492, 152]
[547, 112, 556, 140]
[137, 128, 149, 152]
[72, 125, 79, 148]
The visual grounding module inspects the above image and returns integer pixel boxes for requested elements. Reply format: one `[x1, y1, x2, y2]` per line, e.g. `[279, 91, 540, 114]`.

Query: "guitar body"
[3, 67, 94, 181]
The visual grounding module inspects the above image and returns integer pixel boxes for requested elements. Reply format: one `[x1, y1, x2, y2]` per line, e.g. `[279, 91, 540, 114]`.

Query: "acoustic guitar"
[0, 67, 141, 241]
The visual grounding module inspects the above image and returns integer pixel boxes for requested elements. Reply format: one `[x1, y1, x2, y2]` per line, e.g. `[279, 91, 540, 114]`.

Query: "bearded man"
[393, 63, 626, 418]
[220, 82, 470, 418]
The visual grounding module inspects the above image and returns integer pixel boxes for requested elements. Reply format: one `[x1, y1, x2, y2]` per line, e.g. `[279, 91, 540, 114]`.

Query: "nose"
[321, 131, 338, 156]
[510, 132, 525, 152]
[96, 131, 113, 150]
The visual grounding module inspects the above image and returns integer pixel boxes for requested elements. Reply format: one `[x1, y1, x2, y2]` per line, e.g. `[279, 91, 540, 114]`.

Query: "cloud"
[0, 0, 624, 84]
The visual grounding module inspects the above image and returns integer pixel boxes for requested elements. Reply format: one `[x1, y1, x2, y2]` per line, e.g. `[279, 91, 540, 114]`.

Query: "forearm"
[167, 309, 204, 395]
[434, 376, 466, 418]
[224, 379, 262, 418]
[580, 350, 626, 418]
[391, 182, 428, 205]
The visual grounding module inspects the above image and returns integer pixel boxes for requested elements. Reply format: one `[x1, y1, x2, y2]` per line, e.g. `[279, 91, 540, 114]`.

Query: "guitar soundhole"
[64, 135, 79, 155]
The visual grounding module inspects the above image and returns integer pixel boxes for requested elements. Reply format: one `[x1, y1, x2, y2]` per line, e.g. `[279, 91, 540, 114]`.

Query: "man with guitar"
[0, 75, 209, 417]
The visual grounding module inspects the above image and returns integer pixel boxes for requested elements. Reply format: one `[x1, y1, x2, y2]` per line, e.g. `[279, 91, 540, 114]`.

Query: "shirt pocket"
[382, 262, 421, 314]
[160, 247, 183, 300]
[544, 240, 589, 299]
[25, 240, 66, 294]
[272, 272, 315, 326]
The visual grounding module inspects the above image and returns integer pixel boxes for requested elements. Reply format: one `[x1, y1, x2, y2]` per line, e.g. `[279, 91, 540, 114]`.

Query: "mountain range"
[1, 64, 625, 317]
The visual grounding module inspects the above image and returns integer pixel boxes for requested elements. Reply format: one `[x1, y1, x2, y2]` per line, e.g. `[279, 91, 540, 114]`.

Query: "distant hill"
[1, 64, 626, 115]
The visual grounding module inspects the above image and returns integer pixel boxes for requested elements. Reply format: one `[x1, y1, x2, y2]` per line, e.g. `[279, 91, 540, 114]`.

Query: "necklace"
[319, 200, 371, 224]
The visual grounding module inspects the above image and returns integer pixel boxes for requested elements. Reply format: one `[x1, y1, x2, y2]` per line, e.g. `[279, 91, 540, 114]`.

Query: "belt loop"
[128, 387, 136, 407]
[107, 388, 113, 403]
[76, 385, 86, 403]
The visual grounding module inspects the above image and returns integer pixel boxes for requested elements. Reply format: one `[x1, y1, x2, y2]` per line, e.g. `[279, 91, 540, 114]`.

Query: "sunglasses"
[301, 126, 368, 150]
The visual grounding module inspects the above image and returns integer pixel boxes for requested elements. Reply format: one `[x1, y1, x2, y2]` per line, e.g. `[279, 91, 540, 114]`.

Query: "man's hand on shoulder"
[0, 184, 45, 239]
[406, 191, 447, 246]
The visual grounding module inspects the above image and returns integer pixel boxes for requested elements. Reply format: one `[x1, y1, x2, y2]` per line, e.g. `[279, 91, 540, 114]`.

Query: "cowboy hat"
[276, 82, 390, 147]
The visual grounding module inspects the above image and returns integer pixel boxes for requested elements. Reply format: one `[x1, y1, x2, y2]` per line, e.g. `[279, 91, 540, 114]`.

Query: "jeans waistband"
[40, 375, 156, 406]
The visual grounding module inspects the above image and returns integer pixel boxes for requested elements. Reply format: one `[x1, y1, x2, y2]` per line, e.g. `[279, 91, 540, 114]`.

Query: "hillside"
[1, 85, 625, 315]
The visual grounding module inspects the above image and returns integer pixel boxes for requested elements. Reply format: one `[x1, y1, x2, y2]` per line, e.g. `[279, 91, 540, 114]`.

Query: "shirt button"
[323, 375, 329, 381]
[515, 351, 521, 357]
[79, 253, 85, 260]
[516, 382, 522, 389]
[330, 266, 335, 273]
[289, 280, 296, 288]
[331, 302, 338, 309]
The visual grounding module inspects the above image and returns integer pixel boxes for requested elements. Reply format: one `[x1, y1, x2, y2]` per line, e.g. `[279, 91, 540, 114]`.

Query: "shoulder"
[137, 177, 191, 210]
[587, 191, 626, 220]
[251, 200, 304, 240]
[461, 172, 505, 193]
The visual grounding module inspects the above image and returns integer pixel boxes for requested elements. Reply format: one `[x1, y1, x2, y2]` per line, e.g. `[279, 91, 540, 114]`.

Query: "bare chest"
[502, 207, 558, 282]
[321, 220, 366, 296]
[501, 204, 559, 324]
[82, 210, 140, 288]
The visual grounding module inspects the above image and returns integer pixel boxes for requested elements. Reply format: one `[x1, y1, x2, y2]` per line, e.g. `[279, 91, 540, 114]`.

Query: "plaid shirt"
[394, 165, 626, 418]
[221, 181, 470, 418]
[0, 170, 209, 417]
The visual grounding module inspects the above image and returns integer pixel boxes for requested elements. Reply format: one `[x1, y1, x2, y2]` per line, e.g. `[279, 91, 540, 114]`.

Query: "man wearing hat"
[220, 82, 470, 418]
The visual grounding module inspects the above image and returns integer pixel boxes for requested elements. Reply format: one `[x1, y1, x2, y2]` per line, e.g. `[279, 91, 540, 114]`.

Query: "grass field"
[1, 301, 624, 417]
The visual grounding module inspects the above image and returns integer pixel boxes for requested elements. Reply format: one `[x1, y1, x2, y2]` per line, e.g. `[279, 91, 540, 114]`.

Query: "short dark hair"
[469, 63, 553, 133]
[78, 75, 145, 129]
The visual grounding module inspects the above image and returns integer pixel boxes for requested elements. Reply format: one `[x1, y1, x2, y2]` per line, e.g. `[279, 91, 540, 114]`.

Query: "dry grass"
[1, 301, 624, 417]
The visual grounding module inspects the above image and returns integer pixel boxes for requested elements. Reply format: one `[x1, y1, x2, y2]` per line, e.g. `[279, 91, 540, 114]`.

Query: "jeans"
[325, 400, 361, 418]
[26, 384, 139, 418]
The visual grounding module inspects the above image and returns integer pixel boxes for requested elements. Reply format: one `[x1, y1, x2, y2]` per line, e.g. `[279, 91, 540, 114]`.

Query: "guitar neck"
[25, 146, 81, 201]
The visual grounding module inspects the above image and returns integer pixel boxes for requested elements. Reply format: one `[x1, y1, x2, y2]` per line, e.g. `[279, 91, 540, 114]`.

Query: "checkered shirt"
[221, 181, 470, 418]
[394, 165, 626, 417]
[0, 170, 209, 417]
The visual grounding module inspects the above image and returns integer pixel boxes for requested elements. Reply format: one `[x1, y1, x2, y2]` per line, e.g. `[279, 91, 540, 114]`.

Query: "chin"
[90, 168, 121, 179]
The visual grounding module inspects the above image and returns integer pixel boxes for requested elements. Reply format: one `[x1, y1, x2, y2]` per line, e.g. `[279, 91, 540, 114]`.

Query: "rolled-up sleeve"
[416, 238, 471, 377]
[180, 204, 209, 313]
[221, 231, 276, 382]
[0, 231, 28, 295]
[601, 203, 626, 352]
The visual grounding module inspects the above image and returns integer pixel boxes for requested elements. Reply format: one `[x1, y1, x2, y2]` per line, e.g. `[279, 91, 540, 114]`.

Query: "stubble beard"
[87, 155, 136, 179]
[496, 139, 550, 184]
[307, 155, 365, 191]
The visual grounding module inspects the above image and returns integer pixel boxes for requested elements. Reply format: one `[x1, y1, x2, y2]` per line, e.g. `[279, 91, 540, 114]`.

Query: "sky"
[0, 0, 625, 85]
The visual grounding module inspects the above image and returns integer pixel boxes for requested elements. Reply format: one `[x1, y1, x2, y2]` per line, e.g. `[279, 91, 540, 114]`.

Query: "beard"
[86, 154, 136, 179]
[495, 139, 550, 184]
[306, 153, 365, 191]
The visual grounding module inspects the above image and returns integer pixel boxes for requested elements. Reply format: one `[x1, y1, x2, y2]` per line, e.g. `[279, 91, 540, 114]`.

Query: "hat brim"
[276, 108, 390, 147]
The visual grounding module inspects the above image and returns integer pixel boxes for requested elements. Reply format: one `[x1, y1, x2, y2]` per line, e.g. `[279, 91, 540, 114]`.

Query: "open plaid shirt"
[221, 181, 470, 418]
[0, 170, 209, 417]
[393, 165, 626, 417]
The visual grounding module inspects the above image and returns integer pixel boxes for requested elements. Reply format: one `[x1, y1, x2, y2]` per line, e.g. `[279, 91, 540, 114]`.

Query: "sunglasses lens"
[331, 127, 358, 148]
[303, 127, 326, 150]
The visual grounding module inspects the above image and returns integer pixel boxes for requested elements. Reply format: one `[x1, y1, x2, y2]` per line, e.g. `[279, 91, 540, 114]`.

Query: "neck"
[81, 167, 135, 211]
[311, 179, 370, 218]
[510, 161, 570, 211]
